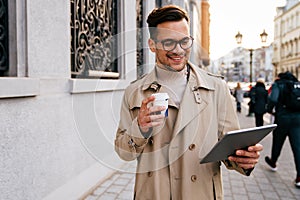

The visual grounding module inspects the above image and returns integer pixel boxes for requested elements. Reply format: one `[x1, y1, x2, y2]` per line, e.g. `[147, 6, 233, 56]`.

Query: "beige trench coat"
[115, 62, 249, 200]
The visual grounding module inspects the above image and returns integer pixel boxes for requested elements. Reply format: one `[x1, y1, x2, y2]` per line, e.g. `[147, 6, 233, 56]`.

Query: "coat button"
[148, 137, 154, 145]
[148, 171, 153, 177]
[189, 144, 196, 151]
[191, 175, 197, 182]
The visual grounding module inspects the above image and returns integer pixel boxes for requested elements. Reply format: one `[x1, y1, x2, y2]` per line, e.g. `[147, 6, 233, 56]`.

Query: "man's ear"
[148, 39, 156, 52]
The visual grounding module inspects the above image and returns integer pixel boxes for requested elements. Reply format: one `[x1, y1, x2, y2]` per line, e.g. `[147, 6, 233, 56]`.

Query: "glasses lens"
[161, 39, 177, 51]
[180, 37, 193, 50]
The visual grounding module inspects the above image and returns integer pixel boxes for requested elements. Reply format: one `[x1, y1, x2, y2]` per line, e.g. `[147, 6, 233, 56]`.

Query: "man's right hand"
[137, 96, 166, 133]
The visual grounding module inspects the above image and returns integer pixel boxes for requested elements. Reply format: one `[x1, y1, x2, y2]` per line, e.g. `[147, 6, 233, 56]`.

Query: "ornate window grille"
[0, 0, 8, 76]
[136, 0, 144, 78]
[70, 0, 119, 78]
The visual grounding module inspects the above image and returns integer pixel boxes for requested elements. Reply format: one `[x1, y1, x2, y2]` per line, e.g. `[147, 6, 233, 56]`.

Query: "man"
[115, 5, 263, 199]
[265, 71, 300, 188]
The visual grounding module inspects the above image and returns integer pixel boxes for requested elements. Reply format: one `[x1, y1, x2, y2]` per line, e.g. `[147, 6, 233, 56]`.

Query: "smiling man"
[115, 5, 263, 200]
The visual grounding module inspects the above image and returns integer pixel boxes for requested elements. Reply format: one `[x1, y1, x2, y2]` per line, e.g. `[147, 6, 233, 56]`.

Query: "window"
[136, 0, 144, 79]
[0, 0, 8, 76]
[70, 0, 120, 79]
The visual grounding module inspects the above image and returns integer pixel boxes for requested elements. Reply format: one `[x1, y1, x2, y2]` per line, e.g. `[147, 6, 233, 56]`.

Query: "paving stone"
[119, 173, 135, 179]
[290, 186, 300, 197]
[248, 192, 264, 200]
[224, 194, 233, 200]
[83, 195, 99, 200]
[231, 186, 247, 195]
[245, 184, 260, 193]
[223, 189, 233, 197]
[258, 182, 275, 191]
[117, 190, 133, 199]
[232, 194, 249, 200]
[124, 182, 135, 191]
[113, 178, 131, 186]
[100, 179, 114, 187]
[277, 188, 296, 199]
[106, 185, 125, 194]
[93, 186, 106, 196]
[262, 190, 280, 199]
[110, 174, 121, 181]
[97, 193, 118, 200]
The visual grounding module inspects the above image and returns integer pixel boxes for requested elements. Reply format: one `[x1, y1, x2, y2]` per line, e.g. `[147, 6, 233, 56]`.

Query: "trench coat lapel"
[172, 64, 215, 137]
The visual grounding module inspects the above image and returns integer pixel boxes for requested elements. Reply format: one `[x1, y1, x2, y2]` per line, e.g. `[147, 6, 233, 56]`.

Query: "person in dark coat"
[251, 80, 268, 127]
[265, 71, 300, 188]
[247, 84, 255, 116]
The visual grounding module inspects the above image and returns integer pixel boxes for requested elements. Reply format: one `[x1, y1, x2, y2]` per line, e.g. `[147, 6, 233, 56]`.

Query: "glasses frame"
[153, 36, 194, 51]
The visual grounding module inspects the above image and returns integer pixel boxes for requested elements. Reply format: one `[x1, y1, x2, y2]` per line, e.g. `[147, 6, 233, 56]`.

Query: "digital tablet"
[200, 124, 277, 164]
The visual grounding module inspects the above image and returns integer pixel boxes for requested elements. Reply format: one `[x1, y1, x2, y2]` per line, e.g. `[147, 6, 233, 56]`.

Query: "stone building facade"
[0, 0, 208, 199]
[273, 0, 300, 79]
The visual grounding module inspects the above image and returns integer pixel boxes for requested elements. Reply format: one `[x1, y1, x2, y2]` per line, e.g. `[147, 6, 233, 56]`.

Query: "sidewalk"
[82, 100, 300, 200]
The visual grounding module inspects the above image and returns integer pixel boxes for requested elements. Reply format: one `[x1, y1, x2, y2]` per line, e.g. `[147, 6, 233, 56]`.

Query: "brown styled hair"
[146, 5, 190, 39]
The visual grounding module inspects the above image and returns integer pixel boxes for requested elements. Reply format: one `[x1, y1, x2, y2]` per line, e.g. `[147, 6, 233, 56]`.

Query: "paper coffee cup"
[151, 93, 169, 117]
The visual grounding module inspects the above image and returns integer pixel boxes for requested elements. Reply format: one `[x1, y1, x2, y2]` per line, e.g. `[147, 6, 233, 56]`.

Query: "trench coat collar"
[141, 62, 215, 92]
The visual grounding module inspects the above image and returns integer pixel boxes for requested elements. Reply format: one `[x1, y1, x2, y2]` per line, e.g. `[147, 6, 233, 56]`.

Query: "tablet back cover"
[200, 124, 277, 164]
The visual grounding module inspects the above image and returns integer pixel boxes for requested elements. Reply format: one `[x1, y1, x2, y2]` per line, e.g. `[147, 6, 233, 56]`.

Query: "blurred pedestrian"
[251, 79, 268, 127]
[247, 84, 255, 117]
[234, 82, 244, 113]
[265, 71, 300, 188]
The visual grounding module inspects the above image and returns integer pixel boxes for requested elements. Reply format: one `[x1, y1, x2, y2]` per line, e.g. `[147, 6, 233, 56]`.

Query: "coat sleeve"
[217, 80, 252, 176]
[114, 91, 149, 161]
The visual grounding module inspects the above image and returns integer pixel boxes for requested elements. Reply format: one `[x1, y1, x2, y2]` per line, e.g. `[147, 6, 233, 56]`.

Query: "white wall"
[1, 0, 137, 199]
[26, 0, 70, 78]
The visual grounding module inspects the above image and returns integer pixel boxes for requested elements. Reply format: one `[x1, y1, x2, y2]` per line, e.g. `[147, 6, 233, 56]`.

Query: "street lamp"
[260, 29, 268, 43]
[235, 30, 268, 83]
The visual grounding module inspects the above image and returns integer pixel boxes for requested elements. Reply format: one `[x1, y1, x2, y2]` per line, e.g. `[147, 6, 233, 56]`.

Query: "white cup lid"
[151, 93, 169, 100]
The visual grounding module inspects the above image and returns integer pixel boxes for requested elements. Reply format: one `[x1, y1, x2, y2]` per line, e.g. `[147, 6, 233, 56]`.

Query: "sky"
[209, 0, 287, 60]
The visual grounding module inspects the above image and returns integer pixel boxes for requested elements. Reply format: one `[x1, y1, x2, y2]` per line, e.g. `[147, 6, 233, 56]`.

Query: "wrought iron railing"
[136, 0, 144, 79]
[0, 0, 8, 76]
[70, 0, 119, 78]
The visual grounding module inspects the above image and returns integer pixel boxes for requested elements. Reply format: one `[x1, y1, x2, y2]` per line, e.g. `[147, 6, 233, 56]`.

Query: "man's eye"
[180, 38, 190, 45]
[162, 40, 175, 47]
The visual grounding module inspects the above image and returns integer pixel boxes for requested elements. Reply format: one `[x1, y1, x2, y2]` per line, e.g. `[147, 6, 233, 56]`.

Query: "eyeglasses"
[154, 36, 194, 51]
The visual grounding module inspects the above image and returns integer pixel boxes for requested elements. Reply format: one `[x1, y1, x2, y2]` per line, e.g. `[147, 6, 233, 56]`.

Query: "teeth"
[172, 57, 181, 60]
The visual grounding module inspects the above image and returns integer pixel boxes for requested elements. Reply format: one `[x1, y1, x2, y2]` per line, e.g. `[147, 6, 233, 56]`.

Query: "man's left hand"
[228, 144, 263, 169]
